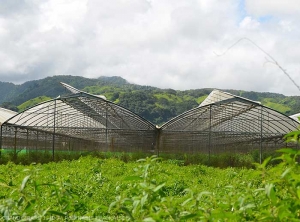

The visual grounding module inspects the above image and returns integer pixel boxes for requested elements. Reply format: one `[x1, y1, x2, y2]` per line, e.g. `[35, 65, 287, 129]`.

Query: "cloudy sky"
[0, 0, 300, 95]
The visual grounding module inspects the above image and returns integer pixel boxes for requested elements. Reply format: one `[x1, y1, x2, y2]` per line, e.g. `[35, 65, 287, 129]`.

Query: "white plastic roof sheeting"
[6, 99, 106, 131]
[60, 82, 107, 100]
[0, 107, 17, 125]
[199, 89, 260, 107]
[4, 91, 155, 135]
[290, 113, 300, 123]
[163, 89, 298, 136]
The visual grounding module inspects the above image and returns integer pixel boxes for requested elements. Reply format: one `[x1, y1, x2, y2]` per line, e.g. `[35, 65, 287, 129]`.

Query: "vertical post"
[36, 131, 39, 152]
[297, 135, 300, 163]
[0, 125, 2, 158]
[26, 129, 29, 154]
[155, 127, 161, 157]
[208, 105, 212, 163]
[298, 138, 300, 164]
[260, 106, 263, 164]
[44, 134, 47, 153]
[52, 99, 57, 161]
[105, 102, 108, 151]
[14, 127, 17, 157]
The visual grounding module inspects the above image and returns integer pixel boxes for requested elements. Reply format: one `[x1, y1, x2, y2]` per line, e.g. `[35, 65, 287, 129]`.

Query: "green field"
[0, 148, 300, 221]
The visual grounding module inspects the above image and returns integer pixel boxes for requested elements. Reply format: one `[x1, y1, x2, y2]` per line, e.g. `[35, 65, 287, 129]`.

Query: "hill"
[0, 75, 299, 125]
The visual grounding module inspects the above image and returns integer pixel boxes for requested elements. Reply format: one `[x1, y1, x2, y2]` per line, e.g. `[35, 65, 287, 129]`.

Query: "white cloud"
[239, 16, 260, 29]
[0, 0, 299, 96]
[245, 0, 300, 16]
[39, 0, 88, 32]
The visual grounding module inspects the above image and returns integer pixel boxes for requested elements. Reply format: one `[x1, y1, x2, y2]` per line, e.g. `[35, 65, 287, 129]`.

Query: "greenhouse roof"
[290, 113, 300, 123]
[2, 85, 298, 154]
[3, 84, 155, 142]
[199, 89, 260, 107]
[162, 89, 298, 136]
[0, 107, 17, 125]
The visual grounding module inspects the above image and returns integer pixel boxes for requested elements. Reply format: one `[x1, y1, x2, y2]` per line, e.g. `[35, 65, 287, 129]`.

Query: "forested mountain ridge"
[0, 75, 299, 125]
[0, 76, 129, 106]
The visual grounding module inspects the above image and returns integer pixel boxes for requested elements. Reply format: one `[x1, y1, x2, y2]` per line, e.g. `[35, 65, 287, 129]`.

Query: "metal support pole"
[105, 102, 108, 151]
[260, 106, 263, 164]
[44, 134, 47, 153]
[155, 127, 161, 157]
[52, 99, 57, 161]
[0, 125, 2, 158]
[68, 137, 71, 151]
[36, 131, 39, 152]
[297, 135, 300, 163]
[13, 127, 17, 160]
[208, 105, 212, 163]
[26, 129, 29, 154]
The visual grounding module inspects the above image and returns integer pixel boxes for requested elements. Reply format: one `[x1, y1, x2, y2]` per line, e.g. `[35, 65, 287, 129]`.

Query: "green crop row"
[0, 147, 300, 221]
[0, 130, 299, 221]
[0, 149, 278, 168]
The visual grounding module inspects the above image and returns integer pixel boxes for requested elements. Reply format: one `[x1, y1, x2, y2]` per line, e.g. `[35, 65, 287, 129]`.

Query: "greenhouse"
[158, 90, 299, 155]
[0, 84, 299, 160]
[0, 83, 157, 158]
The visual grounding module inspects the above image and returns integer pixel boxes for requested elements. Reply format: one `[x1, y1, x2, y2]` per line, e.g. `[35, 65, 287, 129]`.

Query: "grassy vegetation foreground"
[0, 149, 300, 221]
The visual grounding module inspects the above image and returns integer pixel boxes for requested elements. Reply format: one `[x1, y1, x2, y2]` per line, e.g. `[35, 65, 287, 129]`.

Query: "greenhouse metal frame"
[158, 90, 299, 159]
[0, 84, 299, 161]
[0, 83, 157, 159]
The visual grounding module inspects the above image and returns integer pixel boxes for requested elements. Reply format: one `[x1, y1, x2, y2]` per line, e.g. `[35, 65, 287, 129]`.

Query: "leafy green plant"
[1, 136, 300, 221]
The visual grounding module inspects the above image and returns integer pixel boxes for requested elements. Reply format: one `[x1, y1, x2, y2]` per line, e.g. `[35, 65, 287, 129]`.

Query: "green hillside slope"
[17, 96, 52, 112]
[0, 75, 299, 125]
